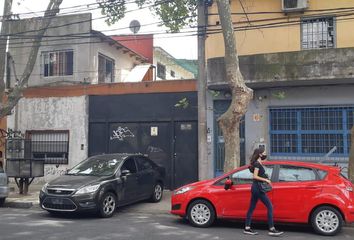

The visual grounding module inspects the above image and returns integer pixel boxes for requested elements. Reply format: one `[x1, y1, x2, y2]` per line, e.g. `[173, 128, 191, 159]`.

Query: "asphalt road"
[0, 206, 353, 240]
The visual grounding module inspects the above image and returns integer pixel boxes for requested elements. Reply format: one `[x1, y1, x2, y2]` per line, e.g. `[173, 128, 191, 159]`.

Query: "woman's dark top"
[253, 161, 268, 182]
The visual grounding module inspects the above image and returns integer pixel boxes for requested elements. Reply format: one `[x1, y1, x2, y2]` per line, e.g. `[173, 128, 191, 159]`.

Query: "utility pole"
[0, 0, 13, 102]
[197, 0, 208, 180]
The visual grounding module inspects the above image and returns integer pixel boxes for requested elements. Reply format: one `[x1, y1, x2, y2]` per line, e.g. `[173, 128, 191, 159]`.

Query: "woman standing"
[244, 147, 284, 236]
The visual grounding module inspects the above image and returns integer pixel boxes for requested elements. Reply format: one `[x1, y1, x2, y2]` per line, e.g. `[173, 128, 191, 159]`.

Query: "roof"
[91, 30, 148, 63]
[154, 47, 198, 77]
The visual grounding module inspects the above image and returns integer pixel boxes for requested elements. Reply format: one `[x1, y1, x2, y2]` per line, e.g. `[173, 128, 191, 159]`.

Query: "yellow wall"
[206, 0, 354, 58]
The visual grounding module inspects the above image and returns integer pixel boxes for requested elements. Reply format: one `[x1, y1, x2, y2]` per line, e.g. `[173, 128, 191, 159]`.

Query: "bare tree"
[0, 0, 64, 118]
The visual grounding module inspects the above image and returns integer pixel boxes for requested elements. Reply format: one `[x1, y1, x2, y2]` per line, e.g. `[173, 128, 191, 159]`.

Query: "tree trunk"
[349, 126, 354, 184]
[216, 0, 253, 172]
[0, 0, 63, 118]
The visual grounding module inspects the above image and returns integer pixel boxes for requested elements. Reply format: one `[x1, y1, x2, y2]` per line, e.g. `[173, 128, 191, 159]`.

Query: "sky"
[0, 0, 198, 60]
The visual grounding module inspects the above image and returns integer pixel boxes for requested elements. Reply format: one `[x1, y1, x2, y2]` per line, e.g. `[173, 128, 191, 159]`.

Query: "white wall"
[7, 96, 89, 183]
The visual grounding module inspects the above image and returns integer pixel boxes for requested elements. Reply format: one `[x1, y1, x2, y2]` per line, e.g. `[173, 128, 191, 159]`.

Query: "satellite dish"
[129, 20, 141, 34]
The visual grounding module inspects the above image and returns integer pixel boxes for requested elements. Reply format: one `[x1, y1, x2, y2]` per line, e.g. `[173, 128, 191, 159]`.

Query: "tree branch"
[0, 0, 63, 118]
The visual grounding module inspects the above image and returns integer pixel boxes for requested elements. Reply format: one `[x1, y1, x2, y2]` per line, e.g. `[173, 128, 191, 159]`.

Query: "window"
[170, 70, 175, 78]
[317, 170, 328, 180]
[135, 157, 153, 171]
[270, 107, 354, 156]
[229, 166, 274, 185]
[43, 50, 73, 77]
[98, 54, 115, 83]
[27, 131, 69, 164]
[157, 63, 166, 79]
[301, 17, 335, 49]
[278, 165, 316, 182]
[121, 158, 137, 174]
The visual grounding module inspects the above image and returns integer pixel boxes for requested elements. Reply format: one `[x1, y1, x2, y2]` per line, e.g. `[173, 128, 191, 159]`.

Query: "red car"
[171, 161, 354, 236]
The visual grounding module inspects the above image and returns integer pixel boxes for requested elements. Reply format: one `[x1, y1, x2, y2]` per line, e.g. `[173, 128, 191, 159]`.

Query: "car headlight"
[174, 186, 195, 195]
[76, 184, 100, 195]
[41, 183, 48, 193]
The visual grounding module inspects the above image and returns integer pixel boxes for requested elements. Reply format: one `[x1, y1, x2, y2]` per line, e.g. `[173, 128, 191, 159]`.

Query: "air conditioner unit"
[282, 0, 308, 13]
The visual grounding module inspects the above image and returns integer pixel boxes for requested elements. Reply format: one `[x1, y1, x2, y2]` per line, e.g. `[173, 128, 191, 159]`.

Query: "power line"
[4, 9, 354, 50]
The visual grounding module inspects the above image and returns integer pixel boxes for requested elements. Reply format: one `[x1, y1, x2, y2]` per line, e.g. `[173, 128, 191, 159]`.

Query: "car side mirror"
[121, 169, 131, 176]
[224, 179, 233, 190]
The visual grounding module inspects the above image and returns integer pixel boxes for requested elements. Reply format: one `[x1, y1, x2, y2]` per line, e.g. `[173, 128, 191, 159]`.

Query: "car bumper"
[170, 193, 189, 217]
[0, 186, 9, 198]
[39, 190, 100, 212]
[346, 204, 354, 223]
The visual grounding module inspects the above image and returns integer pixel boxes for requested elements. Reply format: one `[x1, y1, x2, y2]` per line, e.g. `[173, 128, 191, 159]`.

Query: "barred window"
[301, 17, 335, 49]
[270, 107, 353, 156]
[42, 50, 73, 77]
[27, 131, 69, 164]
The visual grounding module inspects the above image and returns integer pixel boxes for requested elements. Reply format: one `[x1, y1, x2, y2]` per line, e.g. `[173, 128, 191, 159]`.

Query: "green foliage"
[209, 90, 220, 98]
[97, 0, 198, 32]
[272, 91, 286, 100]
[175, 97, 189, 109]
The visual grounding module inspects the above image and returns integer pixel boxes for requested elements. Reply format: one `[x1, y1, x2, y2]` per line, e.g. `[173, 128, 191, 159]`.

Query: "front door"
[173, 121, 198, 189]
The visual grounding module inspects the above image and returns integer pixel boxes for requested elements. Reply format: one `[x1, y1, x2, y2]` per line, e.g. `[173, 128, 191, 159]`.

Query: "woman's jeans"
[245, 181, 274, 228]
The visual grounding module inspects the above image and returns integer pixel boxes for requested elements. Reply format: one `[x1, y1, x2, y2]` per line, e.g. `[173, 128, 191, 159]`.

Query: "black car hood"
[47, 175, 108, 189]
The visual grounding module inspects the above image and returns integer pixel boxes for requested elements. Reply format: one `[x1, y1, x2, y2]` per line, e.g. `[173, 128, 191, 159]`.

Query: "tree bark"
[349, 126, 354, 184]
[0, 0, 63, 118]
[215, 0, 253, 172]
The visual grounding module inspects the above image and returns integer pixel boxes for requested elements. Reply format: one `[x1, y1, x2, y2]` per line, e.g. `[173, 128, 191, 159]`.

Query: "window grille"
[27, 131, 69, 164]
[301, 17, 335, 49]
[270, 107, 354, 156]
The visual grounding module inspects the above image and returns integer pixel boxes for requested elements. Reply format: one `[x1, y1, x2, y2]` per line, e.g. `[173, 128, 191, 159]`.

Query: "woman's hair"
[250, 147, 265, 166]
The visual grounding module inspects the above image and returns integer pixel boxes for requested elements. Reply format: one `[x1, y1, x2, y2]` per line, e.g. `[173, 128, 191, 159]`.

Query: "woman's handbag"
[258, 182, 272, 193]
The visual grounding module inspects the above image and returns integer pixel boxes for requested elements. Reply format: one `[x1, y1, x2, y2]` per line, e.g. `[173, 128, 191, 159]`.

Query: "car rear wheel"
[0, 198, 5, 207]
[187, 199, 215, 228]
[150, 182, 163, 202]
[311, 206, 343, 236]
[98, 192, 117, 218]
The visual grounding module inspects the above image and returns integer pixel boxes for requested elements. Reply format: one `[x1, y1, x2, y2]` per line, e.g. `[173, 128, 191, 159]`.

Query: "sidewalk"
[3, 183, 172, 214]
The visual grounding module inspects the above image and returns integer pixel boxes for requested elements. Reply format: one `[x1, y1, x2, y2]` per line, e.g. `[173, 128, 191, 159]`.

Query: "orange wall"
[206, 0, 354, 58]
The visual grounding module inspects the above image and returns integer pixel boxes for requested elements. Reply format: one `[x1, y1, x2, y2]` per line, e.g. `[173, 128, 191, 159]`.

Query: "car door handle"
[306, 186, 320, 189]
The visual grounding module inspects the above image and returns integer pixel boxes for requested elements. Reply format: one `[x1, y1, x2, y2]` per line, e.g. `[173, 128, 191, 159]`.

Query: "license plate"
[51, 198, 63, 205]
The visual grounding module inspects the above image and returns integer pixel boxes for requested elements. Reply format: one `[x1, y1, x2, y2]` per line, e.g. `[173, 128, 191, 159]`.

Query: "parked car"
[0, 165, 9, 207]
[40, 153, 165, 217]
[171, 161, 354, 236]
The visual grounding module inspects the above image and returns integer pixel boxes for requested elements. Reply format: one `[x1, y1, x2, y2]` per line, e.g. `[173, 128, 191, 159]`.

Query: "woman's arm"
[253, 168, 271, 184]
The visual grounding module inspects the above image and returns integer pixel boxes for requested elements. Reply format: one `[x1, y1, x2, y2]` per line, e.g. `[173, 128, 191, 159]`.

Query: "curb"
[3, 201, 34, 209]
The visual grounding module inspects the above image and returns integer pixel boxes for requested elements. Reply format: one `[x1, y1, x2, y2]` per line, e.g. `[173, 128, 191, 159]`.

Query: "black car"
[39, 153, 165, 217]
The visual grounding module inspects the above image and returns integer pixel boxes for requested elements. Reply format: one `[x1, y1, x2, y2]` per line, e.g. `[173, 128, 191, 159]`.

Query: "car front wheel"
[311, 206, 343, 236]
[187, 199, 215, 228]
[98, 192, 117, 218]
[150, 182, 163, 202]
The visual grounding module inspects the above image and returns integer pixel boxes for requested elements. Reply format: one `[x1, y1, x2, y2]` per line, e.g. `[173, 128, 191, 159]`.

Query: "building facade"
[204, 0, 354, 178]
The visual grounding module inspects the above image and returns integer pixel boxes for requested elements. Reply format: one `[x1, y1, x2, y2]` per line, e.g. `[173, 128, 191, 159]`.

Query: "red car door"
[212, 166, 274, 220]
[272, 165, 323, 222]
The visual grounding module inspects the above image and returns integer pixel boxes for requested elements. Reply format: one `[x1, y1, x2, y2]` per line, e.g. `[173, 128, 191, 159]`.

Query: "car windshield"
[67, 156, 123, 176]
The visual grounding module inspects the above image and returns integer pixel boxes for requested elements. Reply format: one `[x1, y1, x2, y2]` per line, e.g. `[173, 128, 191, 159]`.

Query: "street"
[0, 206, 353, 240]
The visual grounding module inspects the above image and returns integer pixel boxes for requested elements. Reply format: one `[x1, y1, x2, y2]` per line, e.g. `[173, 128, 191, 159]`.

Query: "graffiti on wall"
[44, 166, 68, 176]
[110, 126, 135, 141]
